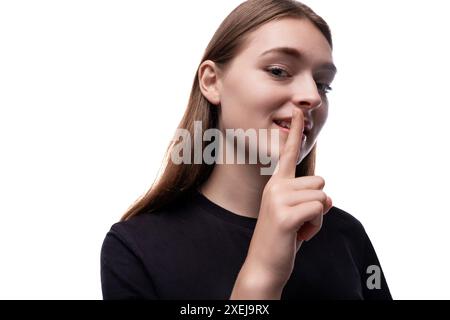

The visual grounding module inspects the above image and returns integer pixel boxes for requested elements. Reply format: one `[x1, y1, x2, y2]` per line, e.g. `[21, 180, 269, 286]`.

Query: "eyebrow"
[259, 46, 337, 75]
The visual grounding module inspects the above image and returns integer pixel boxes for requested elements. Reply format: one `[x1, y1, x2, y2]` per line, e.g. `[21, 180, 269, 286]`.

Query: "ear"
[197, 60, 222, 106]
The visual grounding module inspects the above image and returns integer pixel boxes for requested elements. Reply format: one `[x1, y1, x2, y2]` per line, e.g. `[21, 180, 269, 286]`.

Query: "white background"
[1, 0, 449, 299]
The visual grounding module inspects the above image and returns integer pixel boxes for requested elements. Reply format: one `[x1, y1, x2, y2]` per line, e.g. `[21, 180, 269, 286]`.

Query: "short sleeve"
[100, 226, 159, 299]
[359, 230, 393, 300]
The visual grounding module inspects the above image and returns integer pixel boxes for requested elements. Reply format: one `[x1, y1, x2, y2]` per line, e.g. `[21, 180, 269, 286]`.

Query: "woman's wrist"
[230, 260, 286, 300]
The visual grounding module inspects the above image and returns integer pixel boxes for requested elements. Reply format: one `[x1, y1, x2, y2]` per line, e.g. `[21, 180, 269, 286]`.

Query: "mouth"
[272, 118, 311, 142]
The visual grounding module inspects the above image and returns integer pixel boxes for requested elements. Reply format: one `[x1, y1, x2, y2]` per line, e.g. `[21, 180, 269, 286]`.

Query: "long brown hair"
[121, 0, 333, 221]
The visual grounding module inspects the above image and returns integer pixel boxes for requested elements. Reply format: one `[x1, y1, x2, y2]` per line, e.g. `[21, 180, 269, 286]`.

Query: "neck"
[199, 162, 271, 219]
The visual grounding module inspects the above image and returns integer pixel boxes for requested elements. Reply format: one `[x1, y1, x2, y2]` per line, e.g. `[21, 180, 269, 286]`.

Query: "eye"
[265, 66, 291, 79]
[316, 83, 333, 94]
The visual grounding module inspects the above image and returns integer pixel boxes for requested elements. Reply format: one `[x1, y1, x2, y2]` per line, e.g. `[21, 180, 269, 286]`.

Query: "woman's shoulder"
[107, 207, 179, 241]
[323, 205, 368, 237]
[104, 197, 202, 250]
[316, 205, 374, 262]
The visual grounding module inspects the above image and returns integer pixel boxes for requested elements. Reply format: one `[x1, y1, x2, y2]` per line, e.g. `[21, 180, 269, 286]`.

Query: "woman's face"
[203, 17, 336, 166]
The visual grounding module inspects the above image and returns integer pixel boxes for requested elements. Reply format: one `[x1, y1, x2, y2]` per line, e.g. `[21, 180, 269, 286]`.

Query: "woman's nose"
[291, 75, 323, 111]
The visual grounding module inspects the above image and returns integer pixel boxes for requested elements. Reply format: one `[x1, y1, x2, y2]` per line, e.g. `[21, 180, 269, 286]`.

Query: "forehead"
[239, 17, 333, 64]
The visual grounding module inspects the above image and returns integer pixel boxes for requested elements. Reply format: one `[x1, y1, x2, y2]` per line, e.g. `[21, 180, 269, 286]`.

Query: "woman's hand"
[239, 108, 333, 294]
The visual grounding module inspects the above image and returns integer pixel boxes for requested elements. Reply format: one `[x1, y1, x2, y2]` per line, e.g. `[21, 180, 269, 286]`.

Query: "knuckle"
[311, 200, 324, 213]
[318, 190, 327, 203]
[266, 181, 281, 195]
[314, 176, 326, 189]
[278, 211, 293, 231]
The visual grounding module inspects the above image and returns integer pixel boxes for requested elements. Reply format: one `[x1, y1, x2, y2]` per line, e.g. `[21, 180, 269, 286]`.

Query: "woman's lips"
[273, 120, 307, 142]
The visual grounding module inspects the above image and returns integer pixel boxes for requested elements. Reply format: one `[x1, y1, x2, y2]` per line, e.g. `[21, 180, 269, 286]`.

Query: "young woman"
[100, 0, 392, 300]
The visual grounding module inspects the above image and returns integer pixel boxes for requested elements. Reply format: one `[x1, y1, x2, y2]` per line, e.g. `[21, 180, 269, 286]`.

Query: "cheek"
[219, 71, 281, 129]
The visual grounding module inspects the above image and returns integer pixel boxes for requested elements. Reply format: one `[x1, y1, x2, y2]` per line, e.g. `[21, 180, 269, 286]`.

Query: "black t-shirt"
[100, 190, 392, 300]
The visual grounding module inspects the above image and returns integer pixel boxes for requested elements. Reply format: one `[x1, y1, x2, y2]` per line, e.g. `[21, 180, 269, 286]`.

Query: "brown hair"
[121, 0, 333, 221]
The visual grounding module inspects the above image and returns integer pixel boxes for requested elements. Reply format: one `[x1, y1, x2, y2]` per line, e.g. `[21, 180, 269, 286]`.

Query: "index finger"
[276, 108, 304, 178]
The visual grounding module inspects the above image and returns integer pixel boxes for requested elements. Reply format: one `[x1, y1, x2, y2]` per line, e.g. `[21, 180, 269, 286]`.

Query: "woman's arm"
[229, 109, 331, 300]
[100, 227, 159, 299]
[229, 259, 286, 299]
